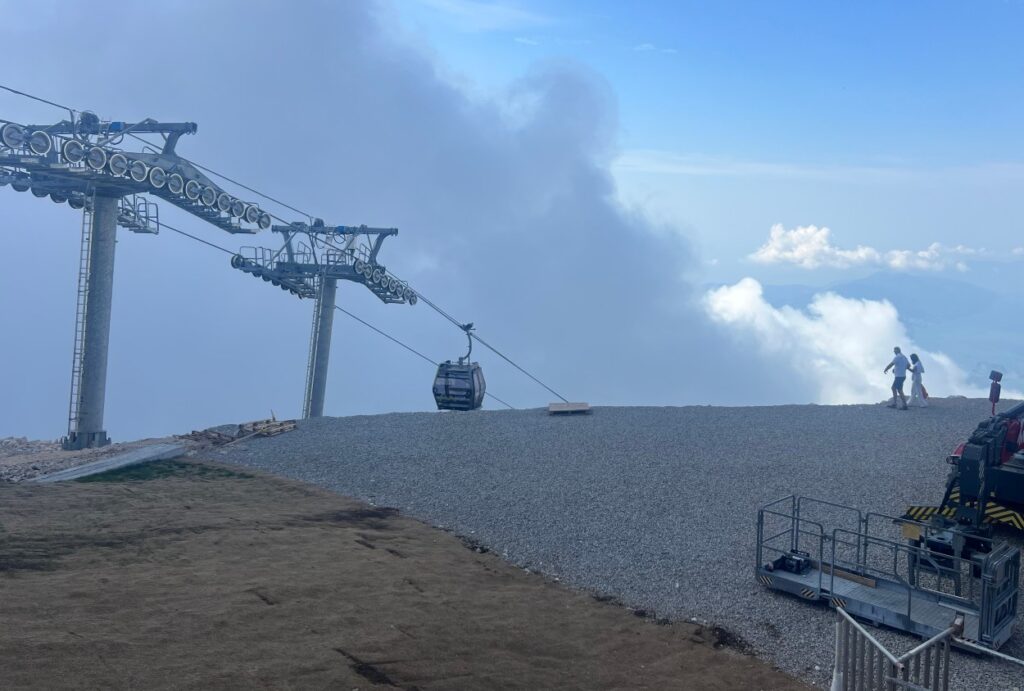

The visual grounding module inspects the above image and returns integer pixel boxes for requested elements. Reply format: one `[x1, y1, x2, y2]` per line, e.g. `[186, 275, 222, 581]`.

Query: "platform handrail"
[828, 526, 980, 629]
[837, 606, 903, 668]
[831, 527, 980, 605]
[834, 608, 960, 691]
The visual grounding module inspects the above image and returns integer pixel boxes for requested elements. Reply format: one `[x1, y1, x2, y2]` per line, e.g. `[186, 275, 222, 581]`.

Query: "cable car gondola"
[433, 323, 485, 411]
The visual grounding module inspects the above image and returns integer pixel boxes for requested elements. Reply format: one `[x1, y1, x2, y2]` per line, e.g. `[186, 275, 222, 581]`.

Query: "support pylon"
[63, 195, 118, 449]
[303, 276, 337, 418]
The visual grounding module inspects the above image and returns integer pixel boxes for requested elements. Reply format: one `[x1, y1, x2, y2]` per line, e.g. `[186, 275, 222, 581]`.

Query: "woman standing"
[909, 353, 928, 408]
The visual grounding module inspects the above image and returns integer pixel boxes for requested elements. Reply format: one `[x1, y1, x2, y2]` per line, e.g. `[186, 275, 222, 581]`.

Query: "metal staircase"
[67, 193, 95, 438]
[302, 274, 325, 419]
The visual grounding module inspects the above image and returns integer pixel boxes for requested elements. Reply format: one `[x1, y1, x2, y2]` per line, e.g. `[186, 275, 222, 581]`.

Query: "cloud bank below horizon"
[749, 224, 1020, 272]
[704, 277, 1017, 404]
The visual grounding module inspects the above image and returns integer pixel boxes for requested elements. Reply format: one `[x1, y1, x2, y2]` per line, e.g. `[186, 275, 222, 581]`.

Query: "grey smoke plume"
[0, 1, 803, 439]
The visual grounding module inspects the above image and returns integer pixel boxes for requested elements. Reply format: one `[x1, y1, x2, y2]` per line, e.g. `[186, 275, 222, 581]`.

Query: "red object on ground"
[921, 385, 929, 399]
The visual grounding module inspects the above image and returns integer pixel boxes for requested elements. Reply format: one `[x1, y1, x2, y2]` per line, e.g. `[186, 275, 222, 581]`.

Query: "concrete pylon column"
[67, 195, 118, 449]
[305, 277, 337, 418]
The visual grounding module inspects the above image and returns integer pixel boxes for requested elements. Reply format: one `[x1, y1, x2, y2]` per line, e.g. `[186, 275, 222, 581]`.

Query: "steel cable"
[1, 82, 542, 408]
[159, 219, 515, 410]
[411, 287, 569, 403]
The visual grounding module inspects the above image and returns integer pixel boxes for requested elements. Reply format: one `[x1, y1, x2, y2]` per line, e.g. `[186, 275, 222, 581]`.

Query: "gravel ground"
[217, 398, 1023, 690]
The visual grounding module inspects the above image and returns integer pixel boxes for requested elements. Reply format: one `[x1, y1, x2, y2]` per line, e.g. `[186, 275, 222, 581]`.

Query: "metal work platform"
[233, 223, 416, 304]
[756, 496, 1019, 650]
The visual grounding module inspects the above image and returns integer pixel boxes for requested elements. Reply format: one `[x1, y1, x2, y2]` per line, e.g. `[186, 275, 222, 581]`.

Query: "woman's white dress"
[909, 364, 928, 407]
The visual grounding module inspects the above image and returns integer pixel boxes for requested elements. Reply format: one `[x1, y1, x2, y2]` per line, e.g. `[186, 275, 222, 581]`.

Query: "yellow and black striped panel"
[905, 500, 1024, 531]
[985, 504, 1024, 530]
[830, 597, 847, 609]
[800, 588, 817, 600]
[904, 505, 955, 521]
[757, 574, 773, 587]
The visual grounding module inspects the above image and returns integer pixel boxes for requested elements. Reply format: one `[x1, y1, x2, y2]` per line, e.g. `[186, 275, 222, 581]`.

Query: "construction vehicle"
[757, 395, 1024, 651]
[905, 399, 1024, 532]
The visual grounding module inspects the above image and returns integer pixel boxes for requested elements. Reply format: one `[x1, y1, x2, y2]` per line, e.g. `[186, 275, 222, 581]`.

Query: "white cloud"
[703, 278, 1016, 404]
[750, 224, 994, 272]
[750, 224, 880, 269]
[514, 36, 539, 45]
[416, 0, 550, 32]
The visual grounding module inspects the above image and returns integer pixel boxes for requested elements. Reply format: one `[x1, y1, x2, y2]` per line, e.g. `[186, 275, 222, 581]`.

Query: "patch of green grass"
[75, 460, 253, 483]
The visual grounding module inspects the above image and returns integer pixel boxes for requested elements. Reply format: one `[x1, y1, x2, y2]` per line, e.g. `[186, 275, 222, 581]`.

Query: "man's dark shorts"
[893, 376, 906, 392]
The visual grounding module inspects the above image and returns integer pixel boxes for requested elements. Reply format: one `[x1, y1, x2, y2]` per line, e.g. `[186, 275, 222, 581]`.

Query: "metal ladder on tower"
[302, 274, 325, 419]
[67, 192, 96, 439]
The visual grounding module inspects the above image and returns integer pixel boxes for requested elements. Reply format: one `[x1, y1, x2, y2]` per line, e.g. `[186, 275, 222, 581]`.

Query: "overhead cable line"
[0, 82, 298, 226]
[159, 219, 515, 410]
[0, 83, 76, 118]
[309, 229, 567, 403]
[0, 84, 310, 224]
[314, 228, 567, 404]
[126, 132, 312, 222]
[160, 219, 236, 255]
[330, 305, 514, 410]
[412, 287, 569, 403]
[483, 392, 515, 409]
[1, 82, 533, 409]
[469, 331, 568, 403]
[411, 289, 465, 329]
[334, 304, 436, 367]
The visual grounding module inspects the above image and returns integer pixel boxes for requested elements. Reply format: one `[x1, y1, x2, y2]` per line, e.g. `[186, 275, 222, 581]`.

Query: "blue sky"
[395, 0, 1024, 282]
[1, 1, 1021, 441]
[397, 1, 1024, 159]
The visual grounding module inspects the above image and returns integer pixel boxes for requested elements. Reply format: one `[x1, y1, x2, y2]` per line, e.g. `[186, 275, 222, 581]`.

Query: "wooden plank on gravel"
[548, 402, 592, 415]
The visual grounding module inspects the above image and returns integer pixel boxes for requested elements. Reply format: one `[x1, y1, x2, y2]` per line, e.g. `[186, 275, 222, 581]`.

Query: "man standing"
[883, 346, 910, 410]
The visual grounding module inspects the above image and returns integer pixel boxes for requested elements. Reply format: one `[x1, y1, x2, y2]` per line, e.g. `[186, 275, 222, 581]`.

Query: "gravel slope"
[218, 399, 1023, 690]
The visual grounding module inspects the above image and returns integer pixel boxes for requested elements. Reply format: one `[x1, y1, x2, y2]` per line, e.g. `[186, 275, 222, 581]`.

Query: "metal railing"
[757, 496, 995, 625]
[832, 607, 956, 690]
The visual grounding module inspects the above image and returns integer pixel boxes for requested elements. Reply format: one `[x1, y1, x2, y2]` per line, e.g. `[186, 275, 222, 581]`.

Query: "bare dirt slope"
[0, 460, 802, 690]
